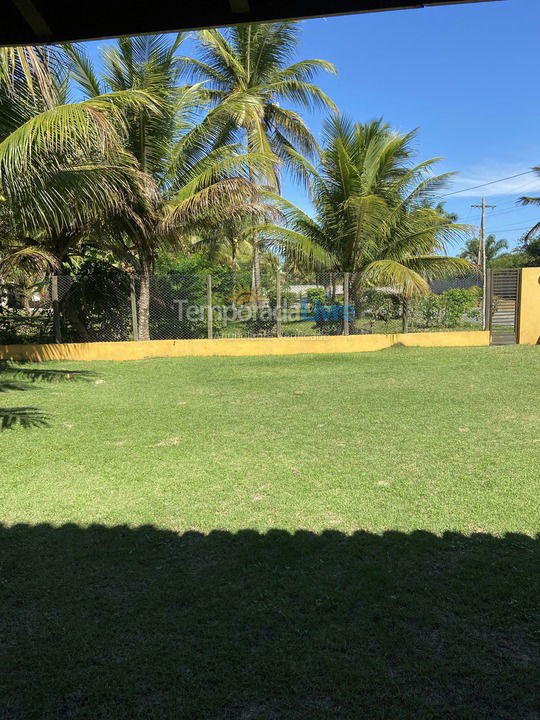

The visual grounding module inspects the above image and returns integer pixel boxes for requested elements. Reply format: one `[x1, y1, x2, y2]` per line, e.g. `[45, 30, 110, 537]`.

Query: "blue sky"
[84, 0, 539, 252]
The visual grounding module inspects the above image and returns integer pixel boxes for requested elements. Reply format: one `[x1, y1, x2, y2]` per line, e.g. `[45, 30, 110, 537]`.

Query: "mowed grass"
[1, 346, 539, 718]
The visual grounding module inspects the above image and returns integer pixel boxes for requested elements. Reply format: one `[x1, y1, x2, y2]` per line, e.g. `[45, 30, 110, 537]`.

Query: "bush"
[363, 290, 400, 331]
[415, 293, 441, 329]
[411, 287, 481, 330]
[305, 287, 327, 309]
[267, 288, 297, 310]
[439, 288, 480, 328]
[313, 298, 345, 335]
[0, 279, 54, 344]
[244, 307, 276, 337]
[60, 261, 132, 341]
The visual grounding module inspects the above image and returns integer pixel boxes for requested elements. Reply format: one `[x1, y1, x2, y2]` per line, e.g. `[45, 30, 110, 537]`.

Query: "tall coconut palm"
[0, 44, 157, 271]
[181, 22, 336, 292]
[258, 116, 473, 331]
[66, 35, 274, 339]
[460, 234, 508, 266]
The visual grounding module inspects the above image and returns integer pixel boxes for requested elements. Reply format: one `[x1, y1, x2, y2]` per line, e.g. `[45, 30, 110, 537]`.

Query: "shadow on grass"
[1, 524, 538, 719]
[0, 361, 97, 430]
[0, 406, 48, 429]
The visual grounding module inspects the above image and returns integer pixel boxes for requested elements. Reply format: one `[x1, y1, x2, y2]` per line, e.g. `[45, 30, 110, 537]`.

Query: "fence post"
[343, 272, 350, 336]
[276, 270, 282, 338]
[51, 275, 62, 344]
[207, 274, 213, 339]
[130, 277, 139, 341]
[484, 268, 492, 332]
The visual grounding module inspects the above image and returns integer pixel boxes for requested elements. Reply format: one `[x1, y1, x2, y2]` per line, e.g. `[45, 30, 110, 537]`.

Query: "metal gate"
[488, 268, 521, 345]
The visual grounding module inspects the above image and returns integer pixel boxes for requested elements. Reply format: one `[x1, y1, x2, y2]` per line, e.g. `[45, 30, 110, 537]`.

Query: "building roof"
[4, 1, 492, 46]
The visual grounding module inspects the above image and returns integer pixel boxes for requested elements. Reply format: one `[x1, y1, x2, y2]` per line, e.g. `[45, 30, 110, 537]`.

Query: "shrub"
[410, 287, 481, 330]
[60, 260, 132, 341]
[363, 290, 400, 331]
[267, 288, 297, 310]
[244, 307, 276, 337]
[305, 287, 327, 309]
[313, 298, 345, 335]
[439, 288, 480, 328]
[415, 293, 441, 329]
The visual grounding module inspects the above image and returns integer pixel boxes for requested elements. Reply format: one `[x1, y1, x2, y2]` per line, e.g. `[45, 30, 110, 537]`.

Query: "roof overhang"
[4, 1, 496, 47]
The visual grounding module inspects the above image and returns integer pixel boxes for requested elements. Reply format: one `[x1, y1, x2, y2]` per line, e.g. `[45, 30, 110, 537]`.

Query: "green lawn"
[1, 346, 539, 718]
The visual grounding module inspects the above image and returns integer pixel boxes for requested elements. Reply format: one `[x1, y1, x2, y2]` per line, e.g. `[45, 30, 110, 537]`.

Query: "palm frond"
[0, 245, 59, 276]
[360, 260, 430, 297]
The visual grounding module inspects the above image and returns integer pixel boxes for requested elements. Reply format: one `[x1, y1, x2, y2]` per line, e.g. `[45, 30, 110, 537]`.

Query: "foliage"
[59, 260, 132, 341]
[362, 289, 400, 331]
[258, 117, 473, 307]
[312, 298, 345, 335]
[439, 288, 480, 327]
[149, 271, 216, 340]
[519, 236, 540, 267]
[61, 35, 274, 339]
[244, 307, 277, 337]
[182, 23, 336, 186]
[0, 47, 156, 246]
[460, 234, 508, 266]
[305, 286, 327, 308]
[2, 30, 537, 348]
[410, 287, 481, 329]
[0, 288, 54, 344]
[267, 286, 297, 309]
[490, 251, 530, 268]
[519, 166, 540, 247]
[182, 22, 336, 287]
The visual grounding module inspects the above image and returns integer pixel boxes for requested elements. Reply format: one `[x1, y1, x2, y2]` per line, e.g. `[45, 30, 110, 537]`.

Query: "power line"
[481, 180, 540, 218]
[438, 170, 536, 198]
[488, 224, 531, 233]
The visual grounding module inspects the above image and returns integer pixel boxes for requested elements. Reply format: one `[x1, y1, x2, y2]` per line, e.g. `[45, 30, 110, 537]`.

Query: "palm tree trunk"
[22, 287, 31, 312]
[348, 273, 362, 334]
[230, 236, 238, 292]
[252, 241, 261, 301]
[138, 263, 151, 341]
[402, 296, 410, 333]
[246, 139, 262, 305]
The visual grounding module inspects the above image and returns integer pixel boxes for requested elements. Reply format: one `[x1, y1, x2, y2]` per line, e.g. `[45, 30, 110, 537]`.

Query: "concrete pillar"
[518, 267, 540, 344]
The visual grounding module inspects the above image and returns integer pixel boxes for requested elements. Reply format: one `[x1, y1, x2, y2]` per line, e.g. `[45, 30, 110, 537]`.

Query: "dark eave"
[4, 1, 494, 47]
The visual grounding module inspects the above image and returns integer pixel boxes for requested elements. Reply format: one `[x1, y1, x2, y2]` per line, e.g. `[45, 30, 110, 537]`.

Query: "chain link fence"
[0, 278, 54, 344]
[0, 270, 484, 344]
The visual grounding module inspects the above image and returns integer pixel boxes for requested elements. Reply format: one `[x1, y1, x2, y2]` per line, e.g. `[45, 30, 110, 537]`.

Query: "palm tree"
[460, 234, 508, 266]
[0, 44, 157, 271]
[0, 46, 59, 107]
[519, 166, 540, 216]
[181, 22, 336, 293]
[518, 166, 540, 264]
[187, 200, 274, 291]
[257, 117, 473, 332]
[67, 35, 273, 339]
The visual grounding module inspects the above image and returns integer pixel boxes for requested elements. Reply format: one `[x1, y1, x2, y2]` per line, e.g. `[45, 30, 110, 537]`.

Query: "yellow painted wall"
[0, 330, 490, 363]
[518, 267, 540, 345]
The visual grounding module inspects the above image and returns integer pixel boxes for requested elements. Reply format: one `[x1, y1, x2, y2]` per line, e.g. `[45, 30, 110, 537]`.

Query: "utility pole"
[471, 197, 496, 330]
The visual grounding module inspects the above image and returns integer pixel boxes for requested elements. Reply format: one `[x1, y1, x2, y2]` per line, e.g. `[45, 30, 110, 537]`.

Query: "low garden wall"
[0, 330, 490, 362]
